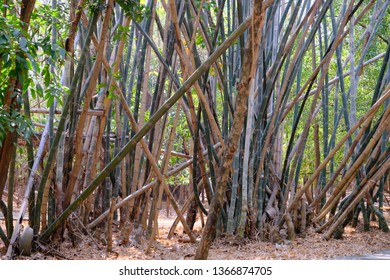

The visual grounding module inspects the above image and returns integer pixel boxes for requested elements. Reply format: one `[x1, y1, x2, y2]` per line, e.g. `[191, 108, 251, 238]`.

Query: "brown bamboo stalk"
[314, 95, 390, 223]
[280, 0, 370, 220]
[5, 124, 49, 259]
[160, 149, 192, 159]
[40, 169, 54, 230]
[167, 181, 204, 239]
[310, 106, 376, 209]
[256, 0, 321, 195]
[64, 0, 113, 208]
[188, 0, 204, 51]
[87, 143, 220, 229]
[82, 111, 103, 224]
[144, 0, 170, 244]
[178, 18, 225, 150]
[106, 197, 115, 253]
[169, 5, 215, 202]
[323, 156, 390, 240]
[281, 0, 377, 121]
[146, 103, 182, 253]
[288, 85, 390, 216]
[97, 54, 197, 241]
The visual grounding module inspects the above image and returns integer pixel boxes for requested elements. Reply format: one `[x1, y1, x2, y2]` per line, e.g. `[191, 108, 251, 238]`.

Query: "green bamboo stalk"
[133, 21, 181, 88]
[195, 1, 263, 259]
[39, 15, 252, 241]
[324, 140, 390, 234]
[33, 7, 100, 234]
[329, 4, 352, 147]
[0, 225, 8, 246]
[66, 0, 113, 209]
[316, 95, 390, 223]
[288, 86, 390, 218]
[378, 131, 388, 230]
[323, 148, 390, 239]
[119, 20, 142, 213]
[320, 13, 329, 204]
[192, 106, 208, 215]
[146, 101, 181, 248]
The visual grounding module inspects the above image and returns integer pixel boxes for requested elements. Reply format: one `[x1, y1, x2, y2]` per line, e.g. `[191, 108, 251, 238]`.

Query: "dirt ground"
[1, 206, 389, 260]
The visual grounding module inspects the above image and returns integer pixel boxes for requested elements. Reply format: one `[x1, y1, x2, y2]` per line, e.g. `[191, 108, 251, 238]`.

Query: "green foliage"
[195, 31, 206, 49]
[0, 1, 69, 145]
[113, 25, 131, 41]
[30, 1, 68, 37]
[194, 0, 218, 14]
[0, 107, 34, 147]
[115, 0, 150, 22]
[166, 168, 190, 186]
[0, 17, 31, 90]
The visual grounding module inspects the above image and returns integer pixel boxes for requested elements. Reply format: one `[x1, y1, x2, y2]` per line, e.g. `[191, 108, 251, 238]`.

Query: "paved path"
[335, 250, 390, 260]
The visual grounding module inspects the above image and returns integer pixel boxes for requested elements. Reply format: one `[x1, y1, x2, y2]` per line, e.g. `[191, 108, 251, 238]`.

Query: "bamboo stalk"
[195, 3, 263, 259]
[33, 7, 100, 234]
[6, 139, 16, 237]
[323, 155, 390, 240]
[287, 85, 390, 215]
[280, 1, 379, 221]
[65, 0, 113, 208]
[5, 123, 49, 258]
[39, 15, 250, 240]
[146, 102, 181, 252]
[86, 142, 219, 229]
[315, 97, 390, 223]
[26, 108, 104, 116]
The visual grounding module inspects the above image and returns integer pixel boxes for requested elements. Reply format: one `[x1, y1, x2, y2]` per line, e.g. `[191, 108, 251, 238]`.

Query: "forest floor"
[1, 203, 390, 260]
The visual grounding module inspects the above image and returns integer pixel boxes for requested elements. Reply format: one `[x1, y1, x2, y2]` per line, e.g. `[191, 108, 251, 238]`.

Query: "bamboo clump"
[0, 0, 389, 260]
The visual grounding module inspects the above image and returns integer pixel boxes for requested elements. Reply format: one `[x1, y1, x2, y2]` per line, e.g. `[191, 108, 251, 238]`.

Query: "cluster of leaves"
[166, 168, 190, 186]
[115, 0, 150, 22]
[0, 13, 33, 145]
[1, 2, 69, 145]
[30, 1, 69, 38]
[29, 2, 68, 108]
[194, 0, 218, 14]
[0, 107, 34, 147]
[0, 16, 31, 88]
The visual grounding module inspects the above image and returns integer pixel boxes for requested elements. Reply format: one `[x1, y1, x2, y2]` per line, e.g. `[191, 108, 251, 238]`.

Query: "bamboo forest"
[0, 0, 389, 260]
